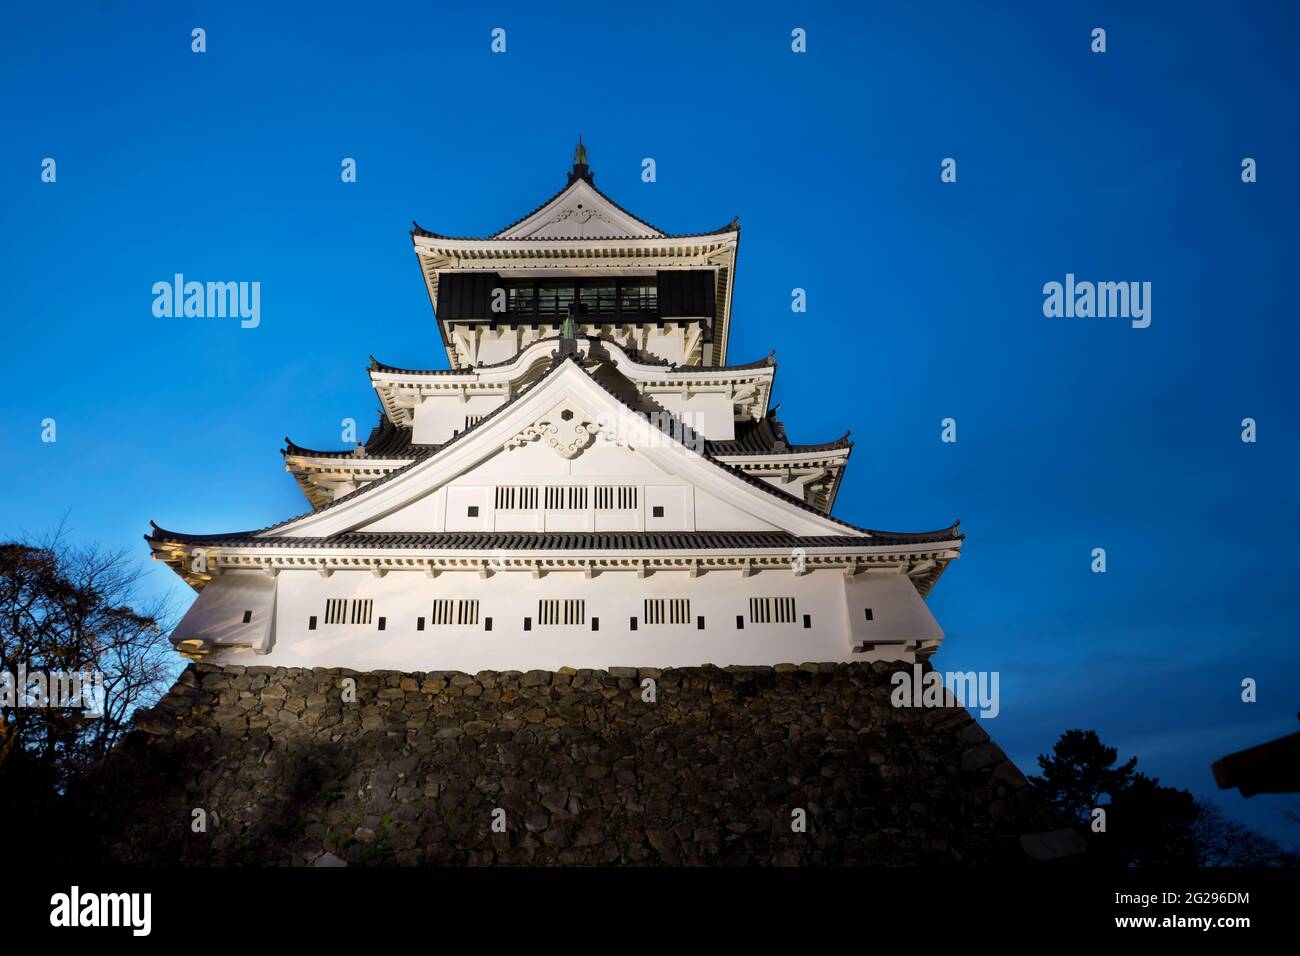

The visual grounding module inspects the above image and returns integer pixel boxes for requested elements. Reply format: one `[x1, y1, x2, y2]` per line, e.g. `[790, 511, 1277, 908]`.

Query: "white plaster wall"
[201, 567, 936, 671]
[653, 393, 734, 442]
[843, 573, 944, 649]
[172, 573, 276, 653]
[412, 394, 507, 445]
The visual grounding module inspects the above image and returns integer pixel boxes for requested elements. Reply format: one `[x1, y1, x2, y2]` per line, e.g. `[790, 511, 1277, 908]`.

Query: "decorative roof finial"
[568, 135, 593, 185]
[557, 305, 580, 356]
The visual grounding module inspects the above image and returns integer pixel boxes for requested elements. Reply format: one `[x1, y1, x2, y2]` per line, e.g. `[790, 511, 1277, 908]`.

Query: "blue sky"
[2, 1, 1297, 843]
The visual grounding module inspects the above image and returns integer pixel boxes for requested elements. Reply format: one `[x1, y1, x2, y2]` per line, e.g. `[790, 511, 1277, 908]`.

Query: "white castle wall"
[192, 567, 943, 672]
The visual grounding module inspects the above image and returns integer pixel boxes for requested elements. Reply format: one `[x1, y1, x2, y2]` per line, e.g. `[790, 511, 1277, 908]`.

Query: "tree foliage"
[0, 532, 177, 792]
[1033, 728, 1299, 867]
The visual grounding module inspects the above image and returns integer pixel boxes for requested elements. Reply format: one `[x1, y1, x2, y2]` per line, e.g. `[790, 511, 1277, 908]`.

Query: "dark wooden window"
[242, 609, 252, 624]
[591, 617, 599, 631]
[537, 282, 576, 317]
[629, 617, 638, 631]
[735, 615, 744, 629]
[506, 284, 535, 315]
[308, 616, 317, 630]
[619, 281, 657, 314]
[484, 617, 493, 632]
[864, 608, 874, 621]
[493, 278, 662, 319]
[657, 270, 715, 318]
[697, 616, 705, 630]
[436, 272, 501, 322]
[378, 616, 387, 631]
[579, 284, 617, 316]
[467, 505, 479, 517]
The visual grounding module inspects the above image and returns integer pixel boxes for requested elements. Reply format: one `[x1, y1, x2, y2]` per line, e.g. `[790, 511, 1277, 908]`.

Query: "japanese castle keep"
[147, 143, 964, 673]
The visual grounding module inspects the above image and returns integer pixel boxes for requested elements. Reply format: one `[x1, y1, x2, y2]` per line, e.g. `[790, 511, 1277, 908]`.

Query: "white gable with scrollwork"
[494, 179, 663, 240]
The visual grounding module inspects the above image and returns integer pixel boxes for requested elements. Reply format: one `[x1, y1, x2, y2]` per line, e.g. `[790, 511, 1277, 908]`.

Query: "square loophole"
[467, 505, 479, 517]
[651, 506, 665, 518]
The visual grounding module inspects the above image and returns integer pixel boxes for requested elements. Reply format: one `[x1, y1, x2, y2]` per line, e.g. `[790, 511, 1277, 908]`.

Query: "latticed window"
[538, 599, 585, 626]
[505, 284, 536, 315]
[430, 599, 479, 626]
[325, 599, 346, 624]
[543, 485, 588, 510]
[325, 598, 372, 625]
[749, 597, 797, 624]
[619, 283, 657, 313]
[593, 485, 638, 510]
[579, 284, 617, 316]
[496, 486, 540, 511]
[537, 283, 576, 316]
[644, 598, 691, 625]
[494, 484, 638, 513]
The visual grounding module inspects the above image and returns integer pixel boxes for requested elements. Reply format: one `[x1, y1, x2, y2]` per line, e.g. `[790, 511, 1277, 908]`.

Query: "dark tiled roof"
[147, 528, 962, 551]
[283, 418, 424, 460]
[707, 412, 851, 457]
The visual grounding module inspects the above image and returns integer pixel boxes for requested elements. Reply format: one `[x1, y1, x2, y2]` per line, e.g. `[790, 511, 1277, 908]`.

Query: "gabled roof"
[156, 353, 960, 547]
[410, 153, 739, 243]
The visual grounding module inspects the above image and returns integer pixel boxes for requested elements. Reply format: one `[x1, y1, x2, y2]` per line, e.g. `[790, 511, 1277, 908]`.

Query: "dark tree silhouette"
[0, 532, 177, 788]
[1033, 729, 1299, 867]
[1030, 729, 1136, 825]
[1193, 802, 1300, 867]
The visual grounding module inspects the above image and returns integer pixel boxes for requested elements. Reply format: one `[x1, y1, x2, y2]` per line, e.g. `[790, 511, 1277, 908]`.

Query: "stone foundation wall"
[77, 661, 1064, 865]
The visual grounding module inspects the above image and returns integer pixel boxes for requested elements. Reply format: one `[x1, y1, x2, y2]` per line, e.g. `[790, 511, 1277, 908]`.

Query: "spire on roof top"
[568, 134, 594, 185]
